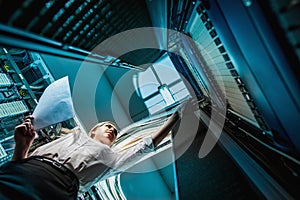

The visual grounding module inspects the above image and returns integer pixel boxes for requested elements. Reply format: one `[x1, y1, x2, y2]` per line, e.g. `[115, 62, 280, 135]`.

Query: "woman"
[0, 101, 192, 200]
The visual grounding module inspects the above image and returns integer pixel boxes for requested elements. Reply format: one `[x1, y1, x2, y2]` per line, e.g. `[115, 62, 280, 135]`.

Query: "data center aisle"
[174, 115, 262, 200]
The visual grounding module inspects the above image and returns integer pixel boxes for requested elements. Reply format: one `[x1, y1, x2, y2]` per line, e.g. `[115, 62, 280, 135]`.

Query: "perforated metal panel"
[263, 0, 300, 62]
[186, 3, 262, 127]
[0, 0, 162, 66]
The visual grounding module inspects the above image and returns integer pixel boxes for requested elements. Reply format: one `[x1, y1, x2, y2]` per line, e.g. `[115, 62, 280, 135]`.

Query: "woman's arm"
[151, 99, 197, 147]
[151, 111, 180, 147]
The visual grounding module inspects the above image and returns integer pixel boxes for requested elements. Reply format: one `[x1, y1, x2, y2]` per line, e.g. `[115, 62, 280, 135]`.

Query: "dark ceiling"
[0, 0, 163, 67]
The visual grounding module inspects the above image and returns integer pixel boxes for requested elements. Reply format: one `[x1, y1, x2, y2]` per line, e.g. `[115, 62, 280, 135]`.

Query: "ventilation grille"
[188, 3, 268, 129]
[0, 100, 28, 118]
[0, 0, 161, 66]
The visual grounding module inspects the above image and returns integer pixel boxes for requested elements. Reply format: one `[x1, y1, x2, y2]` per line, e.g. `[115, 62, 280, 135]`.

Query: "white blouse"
[31, 130, 154, 193]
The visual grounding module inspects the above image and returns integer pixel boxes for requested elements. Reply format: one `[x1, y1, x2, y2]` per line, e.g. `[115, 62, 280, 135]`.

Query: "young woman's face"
[92, 123, 118, 147]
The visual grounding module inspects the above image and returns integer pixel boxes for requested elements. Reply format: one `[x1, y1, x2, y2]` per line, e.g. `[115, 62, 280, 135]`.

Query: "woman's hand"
[177, 98, 198, 118]
[12, 115, 36, 161]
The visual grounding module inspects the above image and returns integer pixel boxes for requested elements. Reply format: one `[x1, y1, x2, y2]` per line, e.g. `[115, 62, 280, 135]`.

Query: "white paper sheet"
[32, 76, 75, 130]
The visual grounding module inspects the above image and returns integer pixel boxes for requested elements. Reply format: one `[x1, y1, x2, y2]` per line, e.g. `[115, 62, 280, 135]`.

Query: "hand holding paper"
[32, 76, 75, 130]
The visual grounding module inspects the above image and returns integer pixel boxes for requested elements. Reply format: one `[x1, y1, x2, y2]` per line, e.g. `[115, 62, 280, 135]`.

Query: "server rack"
[0, 48, 76, 165]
